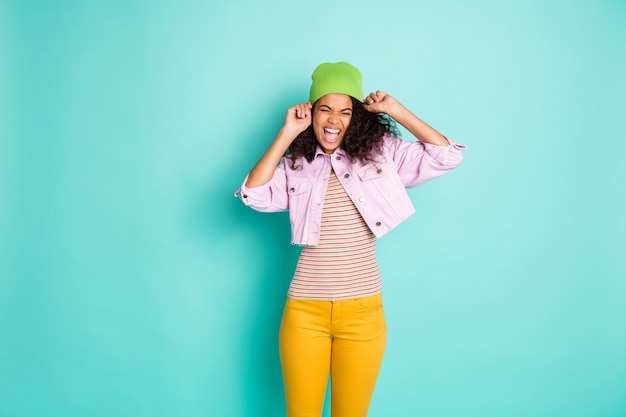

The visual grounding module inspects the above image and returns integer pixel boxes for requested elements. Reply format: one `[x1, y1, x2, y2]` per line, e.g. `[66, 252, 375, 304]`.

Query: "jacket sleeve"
[233, 158, 289, 212]
[386, 134, 466, 188]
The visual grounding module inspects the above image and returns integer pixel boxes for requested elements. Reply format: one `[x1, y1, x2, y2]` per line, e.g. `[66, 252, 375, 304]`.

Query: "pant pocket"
[356, 293, 383, 309]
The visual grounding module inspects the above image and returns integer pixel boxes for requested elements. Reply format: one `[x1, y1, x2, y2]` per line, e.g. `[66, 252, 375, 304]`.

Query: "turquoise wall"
[2, 1, 625, 416]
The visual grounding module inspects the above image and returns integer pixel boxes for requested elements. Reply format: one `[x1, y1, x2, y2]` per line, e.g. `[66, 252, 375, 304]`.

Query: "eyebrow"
[319, 104, 352, 112]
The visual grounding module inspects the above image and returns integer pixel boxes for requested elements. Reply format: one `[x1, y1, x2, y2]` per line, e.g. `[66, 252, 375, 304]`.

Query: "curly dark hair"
[287, 97, 400, 167]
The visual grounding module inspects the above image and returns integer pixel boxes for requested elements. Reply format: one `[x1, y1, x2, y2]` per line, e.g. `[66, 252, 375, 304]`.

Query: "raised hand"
[362, 90, 400, 116]
[244, 102, 312, 188]
[364, 90, 449, 146]
[284, 102, 313, 134]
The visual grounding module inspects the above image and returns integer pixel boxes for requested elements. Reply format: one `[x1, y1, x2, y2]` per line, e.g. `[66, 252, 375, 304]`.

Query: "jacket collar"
[314, 145, 347, 159]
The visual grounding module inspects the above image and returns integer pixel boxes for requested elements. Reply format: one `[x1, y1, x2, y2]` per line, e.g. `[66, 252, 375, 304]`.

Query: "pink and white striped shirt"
[288, 170, 381, 300]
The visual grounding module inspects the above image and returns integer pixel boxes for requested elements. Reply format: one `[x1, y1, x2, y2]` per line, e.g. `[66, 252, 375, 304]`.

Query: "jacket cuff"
[422, 136, 467, 150]
[233, 175, 271, 206]
[422, 136, 467, 165]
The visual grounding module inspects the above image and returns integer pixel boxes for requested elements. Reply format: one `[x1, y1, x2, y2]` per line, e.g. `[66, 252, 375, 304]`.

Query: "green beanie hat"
[308, 62, 363, 103]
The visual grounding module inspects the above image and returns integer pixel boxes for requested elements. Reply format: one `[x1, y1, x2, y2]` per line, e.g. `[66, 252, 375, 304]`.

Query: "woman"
[235, 62, 465, 417]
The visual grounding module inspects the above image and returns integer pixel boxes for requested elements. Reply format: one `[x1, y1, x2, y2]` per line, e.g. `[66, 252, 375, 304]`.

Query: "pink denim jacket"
[235, 134, 466, 245]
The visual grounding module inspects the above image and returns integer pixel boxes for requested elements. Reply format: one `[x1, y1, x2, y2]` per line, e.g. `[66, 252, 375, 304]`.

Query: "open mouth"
[323, 127, 341, 143]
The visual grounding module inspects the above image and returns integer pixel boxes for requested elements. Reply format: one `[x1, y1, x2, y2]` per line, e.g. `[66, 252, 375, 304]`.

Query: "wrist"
[277, 126, 301, 143]
[386, 101, 408, 120]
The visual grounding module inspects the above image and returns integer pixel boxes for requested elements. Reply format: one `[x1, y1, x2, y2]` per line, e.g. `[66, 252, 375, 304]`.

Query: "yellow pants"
[279, 293, 386, 417]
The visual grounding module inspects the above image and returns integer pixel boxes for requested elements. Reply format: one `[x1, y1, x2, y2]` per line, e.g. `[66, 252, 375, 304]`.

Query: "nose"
[328, 112, 339, 124]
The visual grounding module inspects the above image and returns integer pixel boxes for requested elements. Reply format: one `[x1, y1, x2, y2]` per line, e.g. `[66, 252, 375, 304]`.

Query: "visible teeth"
[324, 128, 340, 133]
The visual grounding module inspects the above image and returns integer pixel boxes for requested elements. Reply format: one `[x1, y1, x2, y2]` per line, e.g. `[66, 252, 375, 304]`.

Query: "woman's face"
[312, 94, 353, 155]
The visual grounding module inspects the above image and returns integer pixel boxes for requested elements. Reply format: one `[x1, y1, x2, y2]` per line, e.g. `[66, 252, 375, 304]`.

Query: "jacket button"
[377, 168, 382, 174]
[375, 221, 382, 226]
[243, 194, 248, 198]
[344, 173, 350, 178]
[336, 156, 341, 160]
[289, 187, 295, 193]
[359, 197, 365, 202]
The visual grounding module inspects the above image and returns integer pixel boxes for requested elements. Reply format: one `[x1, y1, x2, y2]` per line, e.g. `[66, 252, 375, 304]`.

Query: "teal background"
[1, 0, 625, 416]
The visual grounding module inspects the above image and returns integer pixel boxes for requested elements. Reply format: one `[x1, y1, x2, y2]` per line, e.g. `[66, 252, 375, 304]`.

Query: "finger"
[369, 92, 381, 103]
[301, 103, 311, 118]
[295, 103, 304, 118]
[297, 103, 311, 119]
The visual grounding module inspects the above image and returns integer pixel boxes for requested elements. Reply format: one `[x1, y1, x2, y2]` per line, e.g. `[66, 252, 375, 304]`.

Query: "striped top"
[288, 170, 382, 300]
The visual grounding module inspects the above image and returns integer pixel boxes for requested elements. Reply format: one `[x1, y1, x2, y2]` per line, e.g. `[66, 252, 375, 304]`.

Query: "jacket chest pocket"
[355, 164, 402, 203]
[356, 165, 383, 181]
[355, 165, 393, 187]
[287, 182, 313, 217]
